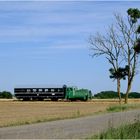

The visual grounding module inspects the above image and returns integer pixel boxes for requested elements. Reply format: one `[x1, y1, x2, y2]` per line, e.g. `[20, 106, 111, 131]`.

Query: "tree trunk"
[125, 81, 132, 104]
[117, 78, 121, 103]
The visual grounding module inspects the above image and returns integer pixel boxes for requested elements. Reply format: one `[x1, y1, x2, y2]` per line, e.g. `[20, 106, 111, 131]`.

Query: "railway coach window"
[39, 89, 43, 92]
[27, 89, 31, 92]
[45, 89, 48, 92]
[51, 89, 55, 92]
[33, 89, 37, 92]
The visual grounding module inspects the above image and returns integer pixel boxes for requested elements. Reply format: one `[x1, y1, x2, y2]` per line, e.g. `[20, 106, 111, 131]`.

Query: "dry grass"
[0, 101, 116, 127]
[0, 99, 139, 127]
[92, 99, 140, 103]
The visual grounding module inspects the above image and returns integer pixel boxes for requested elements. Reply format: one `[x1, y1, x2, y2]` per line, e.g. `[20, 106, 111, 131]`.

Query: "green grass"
[89, 104, 140, 139]
[107, 103, 140, 112]
[90, 118, 140, 139]
[88, 104, 140, 139]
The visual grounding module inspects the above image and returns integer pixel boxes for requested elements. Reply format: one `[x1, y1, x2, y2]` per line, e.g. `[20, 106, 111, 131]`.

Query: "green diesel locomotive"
[14, 85, 92, 101]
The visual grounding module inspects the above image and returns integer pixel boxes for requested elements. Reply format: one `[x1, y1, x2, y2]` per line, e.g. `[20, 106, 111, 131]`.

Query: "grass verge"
[106, 103, 140, 112]
[90, 117, 140, 139]
[88, 104, 140, 139]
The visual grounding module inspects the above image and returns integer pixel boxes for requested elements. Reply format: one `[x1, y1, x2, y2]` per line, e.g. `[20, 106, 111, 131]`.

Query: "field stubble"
[0, 101, 116, 127]
[0, 99, 140, 127]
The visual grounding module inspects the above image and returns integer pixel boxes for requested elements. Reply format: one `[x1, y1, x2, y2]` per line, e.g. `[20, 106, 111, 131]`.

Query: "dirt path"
[0, 109, 140, 139]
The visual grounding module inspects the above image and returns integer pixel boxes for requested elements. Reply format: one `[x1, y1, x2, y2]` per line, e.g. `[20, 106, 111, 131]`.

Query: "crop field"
[0, 100, 115, 127]
[0, 99, 139, 127]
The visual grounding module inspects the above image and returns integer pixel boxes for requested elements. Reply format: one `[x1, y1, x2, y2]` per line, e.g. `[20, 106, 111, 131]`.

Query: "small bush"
[0, 91, 13, 99]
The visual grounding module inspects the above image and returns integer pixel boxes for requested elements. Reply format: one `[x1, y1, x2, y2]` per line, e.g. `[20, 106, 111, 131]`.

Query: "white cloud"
[0, 25, 93, 43]
[0, 1, 139, 47]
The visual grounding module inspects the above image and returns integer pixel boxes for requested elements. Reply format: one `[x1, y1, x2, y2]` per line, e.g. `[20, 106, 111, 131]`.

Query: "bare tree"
[89, 25, 124, 103]
[89, 8, 140, 104]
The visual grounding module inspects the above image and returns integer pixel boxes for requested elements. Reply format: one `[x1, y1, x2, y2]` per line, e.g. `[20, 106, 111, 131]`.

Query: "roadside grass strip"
[90, 117, 140, 139]
[107, 103, 140, 112]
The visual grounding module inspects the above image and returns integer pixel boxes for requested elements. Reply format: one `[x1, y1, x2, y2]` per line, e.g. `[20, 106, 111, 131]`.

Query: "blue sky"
[0, 1, 140, 94]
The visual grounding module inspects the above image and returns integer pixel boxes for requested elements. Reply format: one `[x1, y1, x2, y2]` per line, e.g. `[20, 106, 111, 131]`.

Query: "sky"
[0, 1, 140, 94]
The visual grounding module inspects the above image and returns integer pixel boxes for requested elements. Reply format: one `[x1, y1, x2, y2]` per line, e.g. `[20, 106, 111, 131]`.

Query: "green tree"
[109, 66, 129, 102]
[117, 8, 140, 103]
[128, 92, 140, 98]
[89, 8, 140, 104]
[0, 91, 13, 99]
[134, 38, 140, 53]
[94, 91, 124, 99]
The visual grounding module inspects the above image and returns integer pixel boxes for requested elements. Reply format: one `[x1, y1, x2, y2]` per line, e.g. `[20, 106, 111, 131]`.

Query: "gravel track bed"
[0, 109, 140, 139]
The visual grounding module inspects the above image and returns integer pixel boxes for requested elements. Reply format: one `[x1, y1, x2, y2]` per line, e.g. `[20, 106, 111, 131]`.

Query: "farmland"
[0, 99, 140, 127]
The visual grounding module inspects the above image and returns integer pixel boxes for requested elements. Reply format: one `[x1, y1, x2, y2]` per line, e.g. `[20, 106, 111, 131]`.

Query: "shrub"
[0, 91, 13, 99]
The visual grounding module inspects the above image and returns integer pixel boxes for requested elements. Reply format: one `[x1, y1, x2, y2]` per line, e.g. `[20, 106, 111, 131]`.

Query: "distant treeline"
[0, 91, 13, 99]
[93, 91, 140, 99]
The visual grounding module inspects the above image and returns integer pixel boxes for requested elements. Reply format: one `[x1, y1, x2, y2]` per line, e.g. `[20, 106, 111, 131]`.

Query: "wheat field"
[0, 99, 139, 127]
